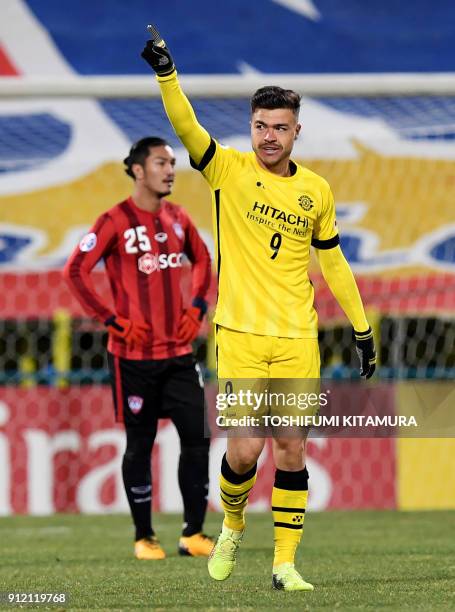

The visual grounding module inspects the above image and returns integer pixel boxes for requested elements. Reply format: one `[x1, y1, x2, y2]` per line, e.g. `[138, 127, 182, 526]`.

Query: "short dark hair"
[123, 136, 169, 178]
[251, 86, 301, 116]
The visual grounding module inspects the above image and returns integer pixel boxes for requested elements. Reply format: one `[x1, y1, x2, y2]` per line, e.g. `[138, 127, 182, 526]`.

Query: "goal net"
[0, 75, 454, 515]
[1, 76, 453, 382]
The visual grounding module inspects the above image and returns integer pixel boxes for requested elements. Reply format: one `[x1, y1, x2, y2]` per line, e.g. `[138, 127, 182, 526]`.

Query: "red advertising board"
[0, 386, 396, 515]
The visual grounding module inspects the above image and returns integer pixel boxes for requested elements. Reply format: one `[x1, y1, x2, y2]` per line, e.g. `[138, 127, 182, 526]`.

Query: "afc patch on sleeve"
[79, 232, 97, 252]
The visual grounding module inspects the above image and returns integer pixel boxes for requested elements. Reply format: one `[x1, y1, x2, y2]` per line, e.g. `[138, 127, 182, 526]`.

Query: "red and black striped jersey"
[63, 196, 211, 360]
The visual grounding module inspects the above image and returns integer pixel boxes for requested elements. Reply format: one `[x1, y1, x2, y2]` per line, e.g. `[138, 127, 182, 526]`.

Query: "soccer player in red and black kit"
[63, 136, 214, 560]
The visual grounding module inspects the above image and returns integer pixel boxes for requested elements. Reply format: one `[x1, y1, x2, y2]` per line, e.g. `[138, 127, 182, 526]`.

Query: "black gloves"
[354, 327, 376, 379]
[141, 24, 175, 76]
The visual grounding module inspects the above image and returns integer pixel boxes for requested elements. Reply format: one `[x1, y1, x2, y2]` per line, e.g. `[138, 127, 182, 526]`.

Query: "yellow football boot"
[272, 562, 314, 592]
[208, 526, 244, 580]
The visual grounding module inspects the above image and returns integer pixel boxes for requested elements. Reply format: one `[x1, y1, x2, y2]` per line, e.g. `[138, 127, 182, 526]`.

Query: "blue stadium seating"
[25, 0, 455, 74]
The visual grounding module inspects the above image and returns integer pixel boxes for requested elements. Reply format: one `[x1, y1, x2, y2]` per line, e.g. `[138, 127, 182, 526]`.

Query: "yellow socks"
[272, 467, 309, 567]
[218, 457, 309, 566]
[219, 454, 257, 531]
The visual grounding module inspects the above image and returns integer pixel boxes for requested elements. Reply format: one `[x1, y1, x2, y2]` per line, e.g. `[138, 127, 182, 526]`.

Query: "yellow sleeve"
[157, 71, 236, 187]
[315, 245, 369, 332]
[311, 186, 339, 248]
[157, 70, 210, 165]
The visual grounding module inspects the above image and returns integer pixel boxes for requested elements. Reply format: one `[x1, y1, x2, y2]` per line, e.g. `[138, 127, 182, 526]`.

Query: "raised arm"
[141, 26, 211, 166]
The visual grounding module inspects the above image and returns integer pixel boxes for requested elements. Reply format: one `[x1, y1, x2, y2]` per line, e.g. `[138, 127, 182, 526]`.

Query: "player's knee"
[180, 443, 210, 461]
[274, 437, 303, 454]
[272, 437, 304, 469]
[226, 438, 263, 473]
[180, 434, 210, 449]
[227, 450, 258, 474]
[124, 428, 154, 461]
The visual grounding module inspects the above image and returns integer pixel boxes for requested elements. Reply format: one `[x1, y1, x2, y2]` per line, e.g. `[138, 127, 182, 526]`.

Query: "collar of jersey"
[128, 196, 163, 216]
[251, 153, 302, 182]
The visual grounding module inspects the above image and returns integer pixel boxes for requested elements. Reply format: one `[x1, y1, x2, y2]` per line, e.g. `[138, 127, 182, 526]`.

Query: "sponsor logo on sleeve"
[79, 232, 97, 252]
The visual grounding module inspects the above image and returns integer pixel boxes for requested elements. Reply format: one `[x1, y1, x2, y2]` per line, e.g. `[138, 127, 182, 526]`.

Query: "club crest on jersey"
[298, 195, 314, 211]
[154, 232, 168, 243]
[173, 223, 184, 239]
[128, 395, 143, 414]
[79, 232, 97, 252]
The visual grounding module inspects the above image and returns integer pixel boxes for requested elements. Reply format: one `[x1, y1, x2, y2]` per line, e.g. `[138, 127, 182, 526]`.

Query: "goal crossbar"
[1, 73, 455, 98]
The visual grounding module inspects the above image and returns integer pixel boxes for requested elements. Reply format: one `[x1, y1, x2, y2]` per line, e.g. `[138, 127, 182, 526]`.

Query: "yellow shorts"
[215, 326, 321, 430]
[216, 326, 320, 379]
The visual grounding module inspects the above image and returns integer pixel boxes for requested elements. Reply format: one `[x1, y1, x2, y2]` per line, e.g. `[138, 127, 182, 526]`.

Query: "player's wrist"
[354, 326, 373, 340]
[178, 302, 205, 343]
[156, 68, 178, 82]
[104, 315, 124, 331]
[191, 297, 208, 320]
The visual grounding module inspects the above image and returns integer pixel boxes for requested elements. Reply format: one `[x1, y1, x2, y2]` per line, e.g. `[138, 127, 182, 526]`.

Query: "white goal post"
[1, 72, 455, 98]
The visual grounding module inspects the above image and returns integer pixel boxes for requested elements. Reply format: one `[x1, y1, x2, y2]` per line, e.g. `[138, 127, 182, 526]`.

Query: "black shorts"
[108, 352, 208, 440]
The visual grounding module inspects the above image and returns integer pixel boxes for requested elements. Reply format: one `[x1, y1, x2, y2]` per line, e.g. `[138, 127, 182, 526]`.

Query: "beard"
[156, 188, 172, 198]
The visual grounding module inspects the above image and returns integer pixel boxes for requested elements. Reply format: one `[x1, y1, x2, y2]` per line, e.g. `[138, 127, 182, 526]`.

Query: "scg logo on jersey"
[138, 252, 184, 275]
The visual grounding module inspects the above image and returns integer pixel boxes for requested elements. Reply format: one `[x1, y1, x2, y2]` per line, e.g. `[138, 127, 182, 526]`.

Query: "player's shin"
[122, 429, 154, 541]
[178, 443, 210, 536]
[219, 453, 257, 531]
[272, 467, 309, 567]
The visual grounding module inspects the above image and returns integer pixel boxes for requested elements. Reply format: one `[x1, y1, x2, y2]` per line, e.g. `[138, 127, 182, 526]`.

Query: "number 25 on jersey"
[124, 226, 152, 254]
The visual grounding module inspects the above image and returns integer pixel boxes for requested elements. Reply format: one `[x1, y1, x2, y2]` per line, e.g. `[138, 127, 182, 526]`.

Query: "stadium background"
[0, 0, 454, 517]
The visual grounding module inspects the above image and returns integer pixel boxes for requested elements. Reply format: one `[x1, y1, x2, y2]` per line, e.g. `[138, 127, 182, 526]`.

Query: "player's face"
[251, 108, 301, 172]
[139, 145, 176, 197]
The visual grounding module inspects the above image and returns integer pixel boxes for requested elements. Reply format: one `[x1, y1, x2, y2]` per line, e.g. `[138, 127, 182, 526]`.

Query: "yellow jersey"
[191, 139, 339, 338]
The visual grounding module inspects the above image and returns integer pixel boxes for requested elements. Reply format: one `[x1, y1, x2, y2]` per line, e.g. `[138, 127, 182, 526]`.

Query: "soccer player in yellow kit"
[142, 27, 376, 592]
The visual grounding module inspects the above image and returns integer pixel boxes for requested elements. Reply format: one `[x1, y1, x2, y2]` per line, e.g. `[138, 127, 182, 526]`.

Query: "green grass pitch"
[1, 510, 454, 610]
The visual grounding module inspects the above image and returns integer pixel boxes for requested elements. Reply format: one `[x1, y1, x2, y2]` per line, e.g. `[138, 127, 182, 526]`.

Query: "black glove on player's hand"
[354, 327, 376, 379]
[141, 24, 175, 76]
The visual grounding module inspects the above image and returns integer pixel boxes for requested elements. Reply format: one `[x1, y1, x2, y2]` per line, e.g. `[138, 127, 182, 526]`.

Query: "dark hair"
[123, 136, 169, 178]
[251, 86, 301, 116]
